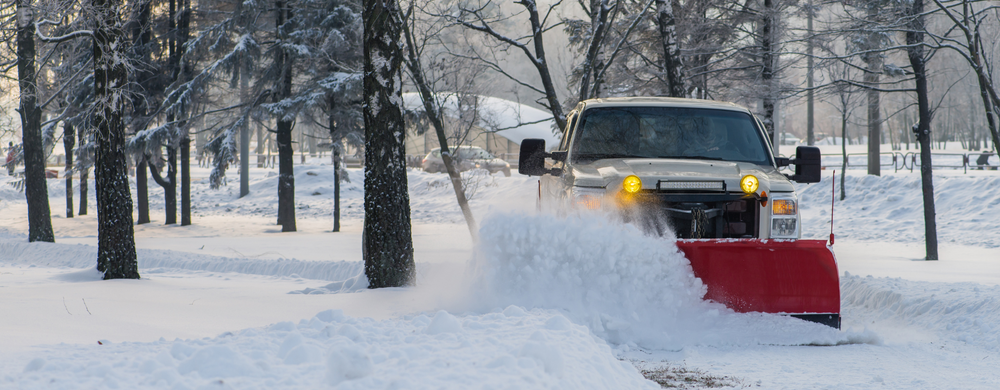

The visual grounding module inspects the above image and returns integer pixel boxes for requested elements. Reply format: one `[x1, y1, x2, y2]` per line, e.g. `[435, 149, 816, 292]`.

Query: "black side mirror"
[518, 139, 562, 176]
[787, 146, 821, 183]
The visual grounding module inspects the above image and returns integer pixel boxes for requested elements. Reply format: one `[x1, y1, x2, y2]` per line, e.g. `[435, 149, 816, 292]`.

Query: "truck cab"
[519, 97, 822, 240]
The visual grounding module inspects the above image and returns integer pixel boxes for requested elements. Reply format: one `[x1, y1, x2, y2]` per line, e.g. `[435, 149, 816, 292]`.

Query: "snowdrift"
[12, 309, 658, 389]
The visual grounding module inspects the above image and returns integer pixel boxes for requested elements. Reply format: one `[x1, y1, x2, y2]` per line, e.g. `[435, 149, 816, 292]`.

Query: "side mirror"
[787, 146, 821, 183]
[518, 139, 563, 176]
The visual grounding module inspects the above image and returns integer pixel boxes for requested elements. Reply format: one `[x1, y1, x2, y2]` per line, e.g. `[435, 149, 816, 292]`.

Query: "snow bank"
[6, 309, 658, 390]
[798, 172, 1000, 248]
[842, 273, 1000, 351]
[185, 164, 536, 225]
[0, 238, 362, 283]
[469, 213, 875, 350]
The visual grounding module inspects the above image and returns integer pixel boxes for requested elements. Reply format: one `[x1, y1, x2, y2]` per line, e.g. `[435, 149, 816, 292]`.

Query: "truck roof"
[578, 97, 751, 113]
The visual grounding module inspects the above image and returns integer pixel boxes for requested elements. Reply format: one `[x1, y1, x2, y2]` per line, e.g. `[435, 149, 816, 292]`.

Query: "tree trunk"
[275, 0, 296, 232]
[79, 168, 89, 216]
[806, 0, 814, 146]
[16, 0, 55, 243]
[257, 124, 265, 167]
[760, 0, 778, 152]
[240, 74, 250, 198]
[181, 138, 191, 226]
[94, 0, 139, 279]
[840, 112, 847, 201]
[131, 0, 152, 225]
[64, 122, 75, 218]
[866, 72, 881, 176]
[136, 156, 150, 224]
[149, 147, 177, 225]
[333, 144, 341, 233]
[166, 148, 177, 225]
[179, 0, 192, 226]
[656, 0, 685, 98]
[522, 0, 567, 131]
[276, 120, 296, 232]
[906, 0, 938, 261]
[578, 0, 611, 102]
[363, 0, 414, 287]
[328, 95, 341, 233]
[864, 2, 883, 177]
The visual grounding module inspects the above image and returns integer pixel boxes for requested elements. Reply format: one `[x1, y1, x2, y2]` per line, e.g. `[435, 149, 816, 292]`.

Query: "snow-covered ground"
[1, 153, 999, 389]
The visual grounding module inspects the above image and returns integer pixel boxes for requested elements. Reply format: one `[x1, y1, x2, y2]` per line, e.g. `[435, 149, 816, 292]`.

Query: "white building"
[402, 92, 561, 159]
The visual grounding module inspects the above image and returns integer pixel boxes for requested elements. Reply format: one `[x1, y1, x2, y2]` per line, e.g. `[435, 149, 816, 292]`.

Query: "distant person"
[976, 152, 996, 171]
[5, 142, 14, 176]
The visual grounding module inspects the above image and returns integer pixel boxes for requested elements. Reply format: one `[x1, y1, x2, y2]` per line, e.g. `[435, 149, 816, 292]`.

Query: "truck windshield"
[571, 107, 772, 166]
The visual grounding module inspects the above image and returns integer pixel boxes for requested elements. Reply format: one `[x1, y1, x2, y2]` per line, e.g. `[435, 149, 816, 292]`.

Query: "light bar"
[658, 181, 725, 191]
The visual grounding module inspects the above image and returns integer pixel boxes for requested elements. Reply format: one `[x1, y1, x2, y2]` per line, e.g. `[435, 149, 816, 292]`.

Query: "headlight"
[572, 187, 606, 210]
[771, 218, 797, 237]
[769, 194, 799, 238]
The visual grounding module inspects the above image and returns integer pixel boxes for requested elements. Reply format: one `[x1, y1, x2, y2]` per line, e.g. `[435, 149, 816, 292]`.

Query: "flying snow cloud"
[467, 212, 879, 350]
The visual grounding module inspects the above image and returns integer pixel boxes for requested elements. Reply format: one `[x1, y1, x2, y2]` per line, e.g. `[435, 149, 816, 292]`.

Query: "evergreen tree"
[15, 0, 55, 243]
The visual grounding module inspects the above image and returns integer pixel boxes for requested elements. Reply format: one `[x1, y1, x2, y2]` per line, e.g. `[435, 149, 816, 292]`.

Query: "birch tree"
[657, 0, 684, 97]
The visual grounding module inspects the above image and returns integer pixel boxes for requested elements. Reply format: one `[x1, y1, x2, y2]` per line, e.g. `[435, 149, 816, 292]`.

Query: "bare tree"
[905, 0, 938, 260]
[447, 0, 567, 132]
[401, 3, 478, 241]
[929, 0, 1000, 155]
[845, 0, 895, 175]
[822, 62, 863, 201]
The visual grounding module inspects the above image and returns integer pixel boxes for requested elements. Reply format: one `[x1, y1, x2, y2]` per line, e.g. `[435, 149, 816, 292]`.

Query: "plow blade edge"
[677, 239, 840, 327]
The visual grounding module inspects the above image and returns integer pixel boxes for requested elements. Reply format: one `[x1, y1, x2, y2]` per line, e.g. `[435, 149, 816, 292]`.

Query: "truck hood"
[570, 158, 794, 193]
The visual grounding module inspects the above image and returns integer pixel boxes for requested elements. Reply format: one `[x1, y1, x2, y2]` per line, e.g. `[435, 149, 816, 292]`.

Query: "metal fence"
[816, 151, 998, 173]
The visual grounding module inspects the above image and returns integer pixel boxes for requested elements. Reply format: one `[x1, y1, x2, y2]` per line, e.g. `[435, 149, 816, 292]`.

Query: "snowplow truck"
[519, 97, 840, 328]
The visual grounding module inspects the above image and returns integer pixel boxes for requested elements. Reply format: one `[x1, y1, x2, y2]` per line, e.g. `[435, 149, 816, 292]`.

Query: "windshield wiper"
[657, 155, 726, 161]
[574, 153, 648, 160]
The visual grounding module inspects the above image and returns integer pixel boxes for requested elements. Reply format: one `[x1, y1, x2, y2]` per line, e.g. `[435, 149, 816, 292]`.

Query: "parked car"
[422, 146, 511, 177]
[780, 133, 801, 145]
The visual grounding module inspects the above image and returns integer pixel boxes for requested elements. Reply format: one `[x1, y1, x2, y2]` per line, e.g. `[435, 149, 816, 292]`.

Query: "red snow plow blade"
[677, 239, 841, 328]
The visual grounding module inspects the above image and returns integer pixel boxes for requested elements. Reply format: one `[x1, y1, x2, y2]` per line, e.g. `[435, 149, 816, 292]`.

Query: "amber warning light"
[740, 175, 759, 194]
[622, 175, 642, 194]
